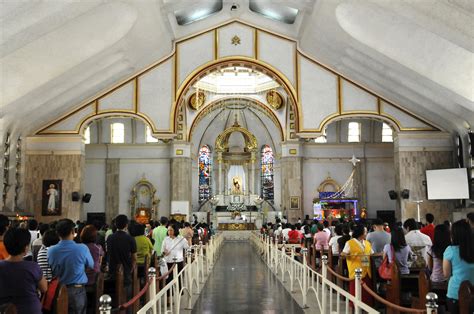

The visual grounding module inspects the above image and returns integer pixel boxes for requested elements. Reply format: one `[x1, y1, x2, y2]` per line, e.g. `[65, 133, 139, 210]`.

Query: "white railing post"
[186, 249, 193, 309]
[99, 294, 112, 314]
[199, 241, 204, 282]
[172, 258, 179, 313]
[354, 268, 362, 314]
[321, 255, 328, 312]
[290, 246, 295, 292]
[147, 267, 157, 314]
[426, 292, 438, 314]
[301, 248, 309, 308]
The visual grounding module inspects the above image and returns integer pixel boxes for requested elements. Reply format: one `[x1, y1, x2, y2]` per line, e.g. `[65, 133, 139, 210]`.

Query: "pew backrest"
[459, 280, 474, 314]
[94, 272, 104, 314]
[53, 284, 68, 314]
[0, 303, 16, 314]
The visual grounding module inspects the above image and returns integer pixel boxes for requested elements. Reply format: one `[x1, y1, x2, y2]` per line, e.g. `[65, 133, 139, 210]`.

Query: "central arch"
[215, 123, 258, 152]
[172, 56, 300, 136]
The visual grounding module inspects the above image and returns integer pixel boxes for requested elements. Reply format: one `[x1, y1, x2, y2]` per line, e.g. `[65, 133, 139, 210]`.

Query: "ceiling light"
[249, 0, 298, 24]
[175, 0, 223, 26]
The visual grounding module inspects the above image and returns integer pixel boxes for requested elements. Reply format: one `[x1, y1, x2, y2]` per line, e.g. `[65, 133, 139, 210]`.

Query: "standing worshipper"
[161, 224, 190, 283]
[37, 229, 60, 282]
[0, 228, 48, 314]
[0, 214, 10, 260]
[153, 216, 169, 255]
[367, 219, 391, 254]
[106, 215, 137, 298]
[420, 213, 435, 242]
[48, 219, 94, 314]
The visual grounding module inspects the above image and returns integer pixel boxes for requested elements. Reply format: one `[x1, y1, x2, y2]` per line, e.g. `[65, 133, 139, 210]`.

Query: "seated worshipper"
[367, 219, 391, 254]
[161, 224, 190, 284]
[131, 223, 153, 278]
[443, 220, 474, 314]
[337, 225, 351, 254]
[48, 219, 94, 314]
[328, 224, 343, 256]
[32, 223, 49, 262]
[427, 224, 450, 283]
[383, 227, 412, 275]
[0, 227, 48, 314]
[288, 225, 302, 244]
[0, 214, 10, 260]
[281, 223, 291, 242]
[106, 215, 137, 297]
[341, 225, 374, 306]
[182, 222, 194, 246]
[80, 225, 104, 285]
[420, 213, 435, 242]
[404, 218, 432, 268]
[37, 229, 60, 282]
[314, 224, 330, 250]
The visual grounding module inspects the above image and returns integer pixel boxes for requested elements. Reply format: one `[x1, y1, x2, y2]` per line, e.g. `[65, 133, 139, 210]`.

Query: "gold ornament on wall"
[231, 35, 241, 46]
[188, 91, 206, 110]
[266, 90, 284, 110]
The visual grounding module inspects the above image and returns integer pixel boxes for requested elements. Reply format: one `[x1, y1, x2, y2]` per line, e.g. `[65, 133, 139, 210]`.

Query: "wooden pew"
[53, 284, 68, 314]
[132, 264, 139, 313]
[104, 264, 125, 308]
[85, 272, 104, 314]
[459, 280, 474, 314]
[0, 303, 16, 314]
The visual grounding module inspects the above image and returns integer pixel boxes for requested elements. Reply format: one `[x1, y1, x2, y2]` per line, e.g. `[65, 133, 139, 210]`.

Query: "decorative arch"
[173, 56, 299, 135]
[215, 124, 258, 152]
[318, 112, 403, 133]
[188, 96, 285, 141]
[77, 112, 158, 136]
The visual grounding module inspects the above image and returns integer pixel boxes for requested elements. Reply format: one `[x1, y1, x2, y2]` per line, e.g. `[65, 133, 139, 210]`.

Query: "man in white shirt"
[281, 224, 291, 241]
[403, 218, 432, 262]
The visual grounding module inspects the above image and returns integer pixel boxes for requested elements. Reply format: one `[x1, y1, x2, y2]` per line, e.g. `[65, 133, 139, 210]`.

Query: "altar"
[218, 222, 255, 230]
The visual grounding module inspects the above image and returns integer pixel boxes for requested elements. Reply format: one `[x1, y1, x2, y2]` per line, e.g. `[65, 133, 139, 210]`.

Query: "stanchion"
[99, 294, 112, 314]
[301, 248, 309, 308]
[321, 255, 328, 311]
[148, 267, 157, 313]
[426, 292, 438, 314]
[355, 268, 362, 314]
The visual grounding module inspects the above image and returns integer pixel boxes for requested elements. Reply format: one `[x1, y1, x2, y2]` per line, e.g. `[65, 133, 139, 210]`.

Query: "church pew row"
[459, 280, 474, 314]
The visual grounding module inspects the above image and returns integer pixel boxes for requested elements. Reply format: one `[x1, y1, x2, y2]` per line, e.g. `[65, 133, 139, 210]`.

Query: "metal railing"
[250, 233, 439, 314]
[98, 232, 224, 314]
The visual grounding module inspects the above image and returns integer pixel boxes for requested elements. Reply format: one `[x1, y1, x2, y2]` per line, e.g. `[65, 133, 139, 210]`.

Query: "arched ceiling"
[1, 0, 472, 138]
[191, 102, 282, 155]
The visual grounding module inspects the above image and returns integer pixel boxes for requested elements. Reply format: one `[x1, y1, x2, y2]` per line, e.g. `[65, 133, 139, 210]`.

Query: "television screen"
[426, 168, 469, 200]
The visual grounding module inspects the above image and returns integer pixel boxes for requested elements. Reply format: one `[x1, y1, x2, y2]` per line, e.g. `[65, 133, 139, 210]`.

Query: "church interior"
[0, 0, 473, 313]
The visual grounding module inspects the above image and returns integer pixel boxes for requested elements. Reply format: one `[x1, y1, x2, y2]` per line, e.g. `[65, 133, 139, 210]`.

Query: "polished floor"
[192, 242, 304, 314]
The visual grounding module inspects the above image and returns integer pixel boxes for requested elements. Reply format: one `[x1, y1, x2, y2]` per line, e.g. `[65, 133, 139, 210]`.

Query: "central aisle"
[192, 241, 303, 313]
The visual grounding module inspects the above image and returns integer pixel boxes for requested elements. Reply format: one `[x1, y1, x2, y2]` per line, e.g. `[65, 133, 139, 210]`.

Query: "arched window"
[382, 123, 393, 142]
[84, 126, 91, 144]
[198, 145, 212, 202]
[111, 123, 125, 143]
[146, 126, 158, 143]
[261, 145, 274, 202]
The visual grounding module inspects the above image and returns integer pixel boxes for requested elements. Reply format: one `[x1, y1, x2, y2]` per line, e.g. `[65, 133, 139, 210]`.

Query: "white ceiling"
[1, 0, 473, 137]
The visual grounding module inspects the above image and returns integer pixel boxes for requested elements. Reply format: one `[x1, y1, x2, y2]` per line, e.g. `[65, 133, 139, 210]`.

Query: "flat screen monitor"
[426, 168, 469, 200]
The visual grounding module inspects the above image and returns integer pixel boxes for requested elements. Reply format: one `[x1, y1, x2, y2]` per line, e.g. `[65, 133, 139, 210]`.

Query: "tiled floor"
[192, 242, 304, 314]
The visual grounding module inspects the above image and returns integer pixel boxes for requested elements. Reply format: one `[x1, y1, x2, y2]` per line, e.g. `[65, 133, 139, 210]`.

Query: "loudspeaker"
[401, 189, 410, 199]
[388, 190, 398, 200]
[71, 192, 81, 202]
[82, 193, 92, 203]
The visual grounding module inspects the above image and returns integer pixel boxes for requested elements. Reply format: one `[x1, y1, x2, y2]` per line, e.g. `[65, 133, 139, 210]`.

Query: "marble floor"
[191, 242, 304, 314]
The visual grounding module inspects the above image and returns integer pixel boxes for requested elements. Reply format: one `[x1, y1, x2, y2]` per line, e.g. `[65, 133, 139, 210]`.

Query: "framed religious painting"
[42, 179, 62, 216]
[290, 196, 300, 210]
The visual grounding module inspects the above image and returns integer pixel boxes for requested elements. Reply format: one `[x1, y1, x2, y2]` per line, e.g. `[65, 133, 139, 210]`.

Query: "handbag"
[378, 245, 394, 280]
[42, 277, 59, 312]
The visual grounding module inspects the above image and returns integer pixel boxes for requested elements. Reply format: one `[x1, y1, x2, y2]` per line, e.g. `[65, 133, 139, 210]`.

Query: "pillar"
[250, 150, 256, 195]
[24, 136, 85, 222]
[217, 151, 223, 194]
[280, 142, 303, 223]
[105, 158, 120, 221]
[171, 143, 192, 209]
[394, 132, 455, 222]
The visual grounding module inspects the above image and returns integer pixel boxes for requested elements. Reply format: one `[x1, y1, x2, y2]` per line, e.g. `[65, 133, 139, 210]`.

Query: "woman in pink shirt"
[314, 224, 330, 250]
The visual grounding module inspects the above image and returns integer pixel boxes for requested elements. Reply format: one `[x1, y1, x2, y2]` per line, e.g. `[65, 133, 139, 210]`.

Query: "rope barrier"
[118, 280, 151, 310]
[326, 265, 352, 282]
[156, 263, 176, 282]
[361, 282, 427, 313]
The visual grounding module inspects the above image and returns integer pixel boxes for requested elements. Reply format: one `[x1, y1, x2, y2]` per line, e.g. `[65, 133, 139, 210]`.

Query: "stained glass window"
[198, 145, 212, 202]
[261, 145, 274, 202]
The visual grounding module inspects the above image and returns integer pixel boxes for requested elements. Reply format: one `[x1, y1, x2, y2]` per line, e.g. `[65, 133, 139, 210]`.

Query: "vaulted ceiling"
[1, 0, 473, 137]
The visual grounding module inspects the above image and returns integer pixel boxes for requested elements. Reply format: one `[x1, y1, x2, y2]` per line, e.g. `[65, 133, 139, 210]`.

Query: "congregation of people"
[0, 214, 213, 314]
[260, 212, 474, 314]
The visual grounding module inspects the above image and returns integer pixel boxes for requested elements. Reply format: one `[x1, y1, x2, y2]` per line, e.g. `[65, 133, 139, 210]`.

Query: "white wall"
[84, 160, 106, 214]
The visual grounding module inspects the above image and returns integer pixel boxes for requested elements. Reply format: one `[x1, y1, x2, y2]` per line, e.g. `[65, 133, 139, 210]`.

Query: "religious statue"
[232, 176, 242, 195]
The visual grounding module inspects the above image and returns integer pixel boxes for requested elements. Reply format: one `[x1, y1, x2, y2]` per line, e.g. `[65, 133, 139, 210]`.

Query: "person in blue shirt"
[48, 219, 94, 314]
[443, 219, 474, 314]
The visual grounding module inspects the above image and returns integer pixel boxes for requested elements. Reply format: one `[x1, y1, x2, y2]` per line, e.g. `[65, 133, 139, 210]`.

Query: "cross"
[349, 154, 360, 167]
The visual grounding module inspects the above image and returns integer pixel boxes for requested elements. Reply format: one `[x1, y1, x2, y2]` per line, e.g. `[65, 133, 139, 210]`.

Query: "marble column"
[394, 132, 455, 222]
[170, 143, 192, 210]
[280, 142, 303, 224]
[250, 151, 256, 195]
[217, 152, 223, 194]
[105, 158, 120, 221]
